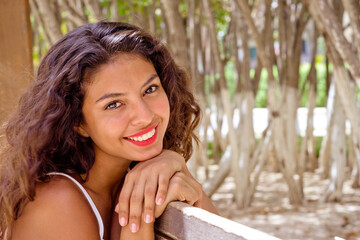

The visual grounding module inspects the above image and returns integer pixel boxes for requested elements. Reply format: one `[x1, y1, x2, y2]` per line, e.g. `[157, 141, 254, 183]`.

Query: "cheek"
[84, 111, 128, 140]
[160, 95, 170, 123]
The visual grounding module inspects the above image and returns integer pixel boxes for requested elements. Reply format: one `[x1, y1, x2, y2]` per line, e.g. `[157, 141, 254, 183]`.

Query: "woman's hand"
[115, 150, 187, 233]
[154, 171, 203, 218]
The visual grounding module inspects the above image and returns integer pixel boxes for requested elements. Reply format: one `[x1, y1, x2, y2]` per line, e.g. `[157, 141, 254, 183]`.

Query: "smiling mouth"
[126, 128, 156, 142]
[124, 125, 158, 146]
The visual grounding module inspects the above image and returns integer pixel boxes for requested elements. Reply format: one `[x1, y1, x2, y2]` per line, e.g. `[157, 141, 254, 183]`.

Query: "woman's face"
[78, 53, 170, 163]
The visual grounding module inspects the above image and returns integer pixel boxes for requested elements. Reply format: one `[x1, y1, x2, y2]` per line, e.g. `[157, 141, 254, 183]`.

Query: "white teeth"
[128, 129, 155, 142]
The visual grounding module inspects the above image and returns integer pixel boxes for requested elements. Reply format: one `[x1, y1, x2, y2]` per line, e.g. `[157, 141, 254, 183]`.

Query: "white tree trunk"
[282, 87, 299, 174]
[209, 93, 227, 156]
[234, 91, 255, 208]
[247, 123, 273, 205]
[299, 80, 316, 173]
[322, 81, 346, 202]
[203, 146, 232, 197]
[300, 27, 318, 188]
[326, 42, 360, 188]
[273, 116, 303, 204]
[319, 81, 336, 178]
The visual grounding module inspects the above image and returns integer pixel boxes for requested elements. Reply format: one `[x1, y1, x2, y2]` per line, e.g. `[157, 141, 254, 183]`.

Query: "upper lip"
[126, 125, 157, 138]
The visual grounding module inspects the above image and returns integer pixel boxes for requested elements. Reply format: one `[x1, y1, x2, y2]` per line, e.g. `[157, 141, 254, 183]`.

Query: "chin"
[135, 146, 163, 161]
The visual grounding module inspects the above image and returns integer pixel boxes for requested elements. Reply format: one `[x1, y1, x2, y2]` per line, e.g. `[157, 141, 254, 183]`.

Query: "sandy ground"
[205, 170, 360, 240]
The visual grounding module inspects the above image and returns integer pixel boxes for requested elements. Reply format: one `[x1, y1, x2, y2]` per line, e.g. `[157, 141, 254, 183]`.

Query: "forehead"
[82, 53, 157, 96]
[84, 52, 152, 79]
[100, 53, 152, 74]
[108, 53, 149, 65]
[84, 53, 154, 84]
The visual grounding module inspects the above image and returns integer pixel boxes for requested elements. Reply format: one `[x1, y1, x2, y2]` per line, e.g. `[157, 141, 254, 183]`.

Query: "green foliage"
[298, 62, 331, 107]
[297, 136, 323, 158]
[179, 0, 188, 18]
[211, 0, 231, 32]
[250, 66, 279, 108]
[224, 61, 236, 99]
[314, 136, 323, 158]
[254, 69, 268, 108]
[221, 60, 330, 108]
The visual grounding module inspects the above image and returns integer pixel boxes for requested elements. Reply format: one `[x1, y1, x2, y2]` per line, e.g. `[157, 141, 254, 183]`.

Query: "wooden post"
[0, 0, 33, 125]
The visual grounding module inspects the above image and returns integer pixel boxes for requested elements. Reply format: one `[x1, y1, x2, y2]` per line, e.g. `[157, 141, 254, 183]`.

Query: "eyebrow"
[95, 74, 159, 103]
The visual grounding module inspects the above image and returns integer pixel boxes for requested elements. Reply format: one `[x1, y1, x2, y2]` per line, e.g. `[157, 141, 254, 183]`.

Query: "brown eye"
[105, 101, 122, 110]
[144, 85, 159, 95]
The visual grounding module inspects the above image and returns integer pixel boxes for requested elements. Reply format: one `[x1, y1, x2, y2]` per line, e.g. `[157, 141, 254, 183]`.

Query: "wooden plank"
[0, 0, 33, 125]
[155, 201, 281, 240]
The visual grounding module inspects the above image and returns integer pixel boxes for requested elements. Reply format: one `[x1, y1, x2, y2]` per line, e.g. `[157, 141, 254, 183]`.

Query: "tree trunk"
[319, 80, 335, 179]
[299, 25, 318, 176]
[30, 0, 52, 47]
[111, 0, 121, 21]
[159, 0, 189, 69]
[203, 146, 232, 197]
[34, 0, 63, 45]
[235, 0, 276, 111]
[322, 77, 346, 202]
[58, 0, 87, 30]
[326, 39, 360, 188]
[206, 32, 225, 161]
[341, 0, 360, 55]
[202, 0, 240, 206]
[305, 0, 360, 87]
[147, 0, 157, 35]
[231, 0, 256, 208]
[0, 0, 33, 125]
[83, 0, 104, 21]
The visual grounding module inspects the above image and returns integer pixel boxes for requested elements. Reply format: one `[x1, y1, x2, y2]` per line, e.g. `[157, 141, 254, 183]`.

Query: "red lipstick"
[125, 126, 157, 147]
[127, 125, 156, 138]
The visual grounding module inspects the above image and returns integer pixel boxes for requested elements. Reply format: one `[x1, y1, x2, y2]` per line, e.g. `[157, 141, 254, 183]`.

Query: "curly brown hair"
[0, 21, 200, 238]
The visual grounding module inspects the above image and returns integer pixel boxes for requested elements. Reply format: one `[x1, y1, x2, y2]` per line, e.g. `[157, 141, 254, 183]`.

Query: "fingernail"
[120, 217, 126, 227]
[156, 198, 163, 205]
[145, 214, 152, 223]
[131, 223, 137, 233]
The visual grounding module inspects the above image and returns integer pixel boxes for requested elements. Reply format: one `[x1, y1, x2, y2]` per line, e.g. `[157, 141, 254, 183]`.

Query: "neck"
[82, 156, 131, 201]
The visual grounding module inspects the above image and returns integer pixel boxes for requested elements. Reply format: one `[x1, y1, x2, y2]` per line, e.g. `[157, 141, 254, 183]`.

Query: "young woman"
[0, 22, 217, 240]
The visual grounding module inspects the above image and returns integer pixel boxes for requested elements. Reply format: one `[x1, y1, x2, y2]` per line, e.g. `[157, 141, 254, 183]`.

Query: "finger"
[183, 172, 203, 202]
[155, 172, 198, 218]
[117, 178, 134, 227]
[128, 180, 145, 233]
[170, 173, 200, 205]
[155, 173, 170, 205]
[143, 179, 157, 224]
[184, 177, 202, 206]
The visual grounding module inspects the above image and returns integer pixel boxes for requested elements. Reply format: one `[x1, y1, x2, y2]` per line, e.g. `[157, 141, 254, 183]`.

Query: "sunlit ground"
[201, 168, 360, 240]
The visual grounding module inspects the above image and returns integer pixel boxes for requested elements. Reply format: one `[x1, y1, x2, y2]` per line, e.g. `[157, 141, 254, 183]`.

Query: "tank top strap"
[48, 172, 104, 240]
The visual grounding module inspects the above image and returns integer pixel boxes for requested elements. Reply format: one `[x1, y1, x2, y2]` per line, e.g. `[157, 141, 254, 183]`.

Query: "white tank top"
[48, 172, 104, 240]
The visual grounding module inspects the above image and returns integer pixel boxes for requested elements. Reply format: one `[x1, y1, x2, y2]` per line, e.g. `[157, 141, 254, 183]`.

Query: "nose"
[130, 99, 154, 126]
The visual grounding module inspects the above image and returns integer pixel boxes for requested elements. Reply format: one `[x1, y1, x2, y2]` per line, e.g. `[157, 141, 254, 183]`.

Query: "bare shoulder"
[12, 175, 100, 240]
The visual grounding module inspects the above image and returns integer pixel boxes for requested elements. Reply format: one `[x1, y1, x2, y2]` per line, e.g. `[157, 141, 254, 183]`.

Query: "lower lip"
[125, 128, 158, 147]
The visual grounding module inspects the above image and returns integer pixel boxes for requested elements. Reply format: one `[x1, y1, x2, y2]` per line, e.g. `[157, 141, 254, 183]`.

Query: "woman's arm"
[115, 150, 187, 232]
[198, 190, 219, 215]
[180, 162, 219, 215]
[118, 221, 154, 240]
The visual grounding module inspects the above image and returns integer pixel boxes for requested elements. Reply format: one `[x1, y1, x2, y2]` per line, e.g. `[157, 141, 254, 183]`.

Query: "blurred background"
[1, 0, 360, 239]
